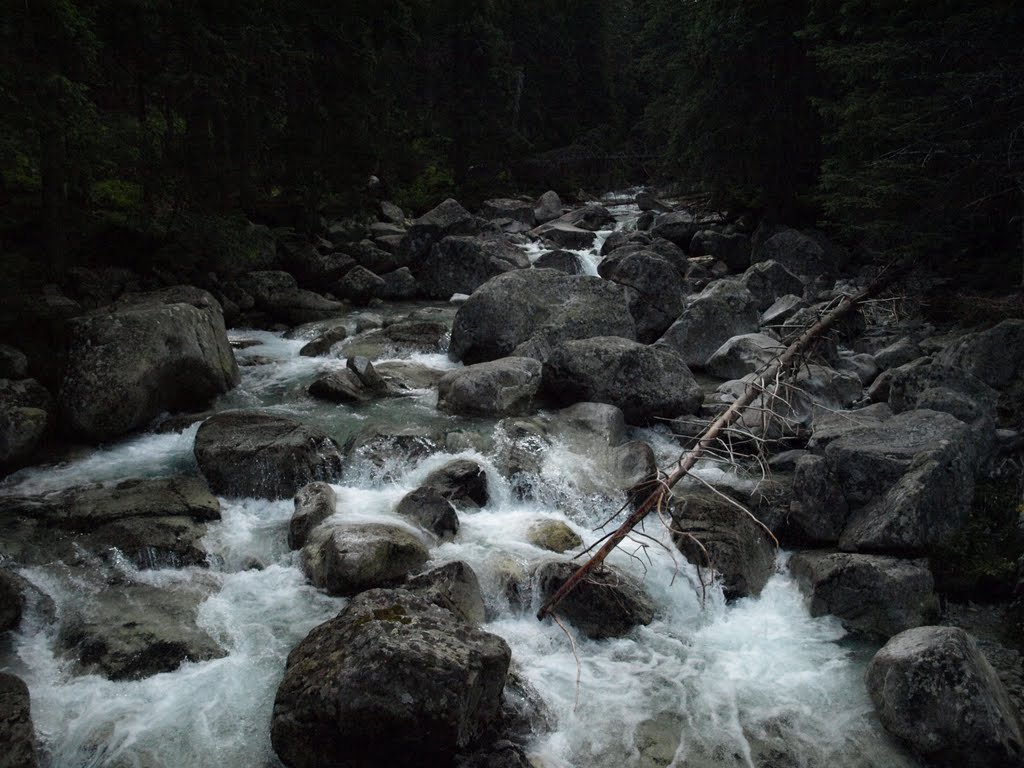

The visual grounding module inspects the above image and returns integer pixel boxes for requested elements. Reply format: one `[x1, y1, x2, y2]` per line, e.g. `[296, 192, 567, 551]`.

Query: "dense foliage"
[1, 0, 1021, 282]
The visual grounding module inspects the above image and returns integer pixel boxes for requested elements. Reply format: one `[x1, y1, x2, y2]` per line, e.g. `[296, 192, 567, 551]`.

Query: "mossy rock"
[527, 519, 582, 553]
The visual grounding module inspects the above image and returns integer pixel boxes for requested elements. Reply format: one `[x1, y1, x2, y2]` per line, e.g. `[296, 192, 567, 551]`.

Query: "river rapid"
[0, 193, 917, 768]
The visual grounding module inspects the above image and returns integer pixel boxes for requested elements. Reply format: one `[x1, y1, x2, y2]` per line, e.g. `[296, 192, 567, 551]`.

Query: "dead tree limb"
[536, 262, 908, 623]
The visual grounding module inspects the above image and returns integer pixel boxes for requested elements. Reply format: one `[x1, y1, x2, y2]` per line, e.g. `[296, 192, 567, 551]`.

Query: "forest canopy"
[1, 0, 1021, 283]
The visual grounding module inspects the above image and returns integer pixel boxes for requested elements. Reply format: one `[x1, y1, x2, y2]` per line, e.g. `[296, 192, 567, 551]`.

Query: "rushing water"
[0, 192, 917, 768]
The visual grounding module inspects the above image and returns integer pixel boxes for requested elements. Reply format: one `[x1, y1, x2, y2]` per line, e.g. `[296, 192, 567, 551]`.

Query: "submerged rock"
[271, 589, 511, 768]
[194, 411, 343, 499]
[866, 626, 1024, 768]
[57, 583, 225, 681]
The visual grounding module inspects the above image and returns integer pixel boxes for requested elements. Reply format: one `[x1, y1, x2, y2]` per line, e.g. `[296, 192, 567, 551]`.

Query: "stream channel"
[0, 193, 917, 767]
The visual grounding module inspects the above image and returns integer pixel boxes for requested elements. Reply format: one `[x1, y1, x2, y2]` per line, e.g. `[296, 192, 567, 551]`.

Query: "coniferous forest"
[2, 0, 1023, 286]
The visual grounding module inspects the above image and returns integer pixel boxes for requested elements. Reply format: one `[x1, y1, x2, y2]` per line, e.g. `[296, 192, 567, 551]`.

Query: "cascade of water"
[0, 192, 916, 768]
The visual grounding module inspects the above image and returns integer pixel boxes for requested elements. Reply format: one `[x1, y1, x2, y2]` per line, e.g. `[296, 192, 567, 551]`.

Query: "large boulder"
[741, 260, 805, 312]
[705, 333, 783, 380]
[59, 287, 238, 440]
[416, 235, 530, 300]
[938, 319, 1024, 395]
[789, 552, 938, 637]
[301, 523, 429, 596]
[449, 269, 635, 364]
[670, 491, 777, 600]
[271, 588, 511, 768]
[407, 561, 487, 625]
[0, 569, 28, 632]
[751, 230, 837, 282]
[543, 337, 703, 425]
[656, 280, 760, 369]
[437, 358, 542, 417]
[689, 230, 751, 272]
[825, 409, 986, 552]
[194, 411, 343, 499]
[395, 487, 459, 540]
[866, 626, 1024, 768]
[535, 561, 655, 639]
[534, 249, 585, 274]
[598, 251, 687, 342]
[650, 211, 704, 249]
[533, 190, 563, 225]
[0, 673, 38, 768]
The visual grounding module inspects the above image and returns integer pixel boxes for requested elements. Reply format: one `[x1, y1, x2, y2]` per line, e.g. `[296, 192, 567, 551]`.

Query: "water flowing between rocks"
[0, 193, 916, 768]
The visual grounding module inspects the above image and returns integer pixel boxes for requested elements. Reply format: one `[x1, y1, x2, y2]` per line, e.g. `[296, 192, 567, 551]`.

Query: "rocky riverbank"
[1, 189, 1022, 767]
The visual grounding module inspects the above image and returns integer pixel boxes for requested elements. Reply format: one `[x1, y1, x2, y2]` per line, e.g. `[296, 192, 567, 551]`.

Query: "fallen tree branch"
[536, 262, 908, 622]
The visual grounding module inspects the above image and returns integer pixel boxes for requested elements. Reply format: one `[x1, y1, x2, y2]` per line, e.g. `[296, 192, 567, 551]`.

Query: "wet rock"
[374, 360, 446, 391]
[416, 236, 529, 300]
[598, 250, 686, 342]
[527, 520, 582, 553]
[271, 588, 511, 767]
[194, 411, 343, 499]
[0, 672, 38, 768]
[422, 459, 490, 508]
[0, 345, 28, 380]
[533, 190, 563, 225]
[543, 336, 703, 425]
[0, 569, 28, 632]
[789, 552, 938, 637]
[298, 326, 348, 357]
[656, 279, 760, 369]
[438, 358, 542, 417]
[395, 487, 459, 540]
[0, 476, 221, 568]
[534, 250, 584, 274]
[530, 221, 597, 250]
[344, 424, 442, 478]
[556, 204, 615, 232]
[302, 523, 429, 596]
[59, 287, 238, 441]
[347, 356, 387, 394]
[58, 583, 225, 680]
[288, 482, 338, 550]
[670, 490, 777, 599]
[408, 561, 487, 624]
[308, 369, 371, 403]
[449, 269, 635, 364]
[866, 626, 1024, 768]
[751, 230, 837, 282]
[535, 561, 656, 639]
[705, 333, 782, 380]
